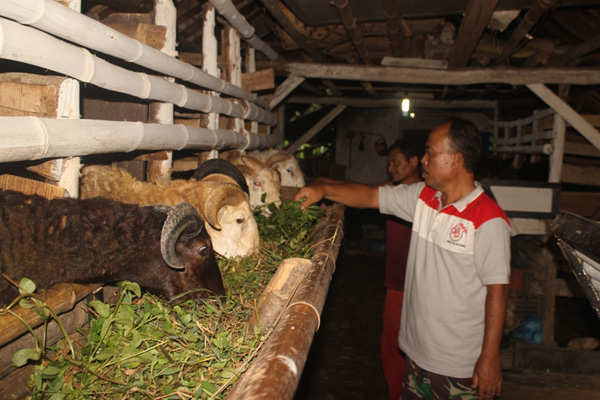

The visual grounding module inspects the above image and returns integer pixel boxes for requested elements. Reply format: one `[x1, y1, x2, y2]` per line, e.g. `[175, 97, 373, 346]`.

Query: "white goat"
[248, 149, 305, 188]
[230, 155, 282, 213]
[80, 165, 259, 259]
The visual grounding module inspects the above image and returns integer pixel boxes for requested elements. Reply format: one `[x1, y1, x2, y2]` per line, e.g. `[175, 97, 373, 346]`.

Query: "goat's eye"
[236, 218, 244, 224]
[198, 245, 208, 256]
[287, 168, 293, 173]
[254, 181, 262, 186]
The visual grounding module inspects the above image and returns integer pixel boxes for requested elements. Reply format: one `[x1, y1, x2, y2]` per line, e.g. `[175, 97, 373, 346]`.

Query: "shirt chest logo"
[447, 222, 468, 247]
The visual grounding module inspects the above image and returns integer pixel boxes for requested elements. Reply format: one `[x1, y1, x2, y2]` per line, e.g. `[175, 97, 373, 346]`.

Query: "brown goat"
[0, 190, 224, 306]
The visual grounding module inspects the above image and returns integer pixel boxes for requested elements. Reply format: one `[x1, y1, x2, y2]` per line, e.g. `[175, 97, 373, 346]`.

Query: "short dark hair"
[447, 118, 482, 173]
[388, 138, 424, 163]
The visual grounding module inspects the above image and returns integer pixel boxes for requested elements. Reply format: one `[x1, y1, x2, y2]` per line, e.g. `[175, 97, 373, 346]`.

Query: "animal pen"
[0, 0, 345, 398]
[2, 0, 600, 398]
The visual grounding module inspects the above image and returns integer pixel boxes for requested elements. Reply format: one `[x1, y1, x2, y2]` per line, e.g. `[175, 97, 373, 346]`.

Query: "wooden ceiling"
[84, 0, 600, 118]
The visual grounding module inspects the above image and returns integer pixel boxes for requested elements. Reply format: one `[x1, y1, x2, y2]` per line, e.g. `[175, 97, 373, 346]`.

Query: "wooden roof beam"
[267, 61, 600, 85]
[258, 0, 341, 96]
[448, 0, 499, 69]
[288, 95, 497, 110]
[382, 0, 412, 58]
[551, 32, 600, 67]
[332, 0, 370, 64]
[503, 0, 557, 57]
[332, 0, 377, 97]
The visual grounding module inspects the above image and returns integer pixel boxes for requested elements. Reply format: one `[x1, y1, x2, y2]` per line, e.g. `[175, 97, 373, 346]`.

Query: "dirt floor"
[293, 242, 600, 400]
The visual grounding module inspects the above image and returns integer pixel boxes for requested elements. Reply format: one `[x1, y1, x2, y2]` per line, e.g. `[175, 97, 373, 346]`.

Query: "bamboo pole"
[0, 0, 269, 109]
[208, 0, 279, 61]
[0, 117, 276, 163]
[0, 17, 276, 126]
[488, 143, 553, 155]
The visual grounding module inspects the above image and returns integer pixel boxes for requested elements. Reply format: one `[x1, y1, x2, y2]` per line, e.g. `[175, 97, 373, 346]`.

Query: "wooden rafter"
[332, 0, 377, 97]
[552, 33, 600, 67]
[382, 0, 411, 58]
[286, 105, 347, 154]
[257, 0, 340, 96]
[268, 75, 305, 109]
[503, 0, 557, 57]
[448, 0, 500, 69]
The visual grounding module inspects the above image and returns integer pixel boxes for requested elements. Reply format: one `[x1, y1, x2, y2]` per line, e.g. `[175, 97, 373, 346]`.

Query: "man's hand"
[472, 353, 502, 399]
[294, 185, 325, 210]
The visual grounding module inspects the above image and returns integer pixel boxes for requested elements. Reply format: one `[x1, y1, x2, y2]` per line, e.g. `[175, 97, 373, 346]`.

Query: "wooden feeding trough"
[227, 203, 344, 400]
[0, 202, 345, 399]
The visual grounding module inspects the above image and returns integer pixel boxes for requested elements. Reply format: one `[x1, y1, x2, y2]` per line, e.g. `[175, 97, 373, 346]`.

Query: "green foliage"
[254, 199, 325, 260]
[4, 199, 325, 399]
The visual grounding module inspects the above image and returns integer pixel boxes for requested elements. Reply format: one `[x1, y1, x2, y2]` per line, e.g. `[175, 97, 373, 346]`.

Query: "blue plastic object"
[513, 315, 543, 345]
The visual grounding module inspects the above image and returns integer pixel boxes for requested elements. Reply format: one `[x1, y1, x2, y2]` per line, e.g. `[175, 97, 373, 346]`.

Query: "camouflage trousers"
[400, 357, 478, 400]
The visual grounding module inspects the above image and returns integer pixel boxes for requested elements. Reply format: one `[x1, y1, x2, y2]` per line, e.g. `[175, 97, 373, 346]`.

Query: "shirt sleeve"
[475, 217, 511, 285]
[378, 181, 425, 223]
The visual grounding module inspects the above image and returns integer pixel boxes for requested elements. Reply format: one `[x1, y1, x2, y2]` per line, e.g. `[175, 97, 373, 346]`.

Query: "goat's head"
[199, 182, 259, 258]
[265, 151, 305, 188]
[157, 203, 225, 300]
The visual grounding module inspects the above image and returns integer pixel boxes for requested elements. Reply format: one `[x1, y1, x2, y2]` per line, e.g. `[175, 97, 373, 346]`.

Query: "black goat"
[0, 190, 225, 306]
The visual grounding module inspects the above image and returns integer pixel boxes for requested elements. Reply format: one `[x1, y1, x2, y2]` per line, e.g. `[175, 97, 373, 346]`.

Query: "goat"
[80, 163, 259, 259]
[230, 155, 282, 214]
[0, 190, 224, 307]
[249, 149, 305, 188]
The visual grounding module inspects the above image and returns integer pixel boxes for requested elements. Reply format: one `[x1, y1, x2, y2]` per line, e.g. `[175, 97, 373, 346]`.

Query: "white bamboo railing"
[490, 109, 555, 155]
[0, 18, 275, 126]
[0, 117, 275, 163]
[208, 0, 280, 61]
[0, 0, 270, 110]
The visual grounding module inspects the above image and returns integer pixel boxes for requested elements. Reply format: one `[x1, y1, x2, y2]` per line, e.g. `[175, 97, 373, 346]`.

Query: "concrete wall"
[335, 107, 491, 183]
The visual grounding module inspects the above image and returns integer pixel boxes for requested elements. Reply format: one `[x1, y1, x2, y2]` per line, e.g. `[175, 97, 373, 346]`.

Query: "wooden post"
[146, 0, 176, 186]
[548, 85, 569, 183]
[201, 3, 219, 161]
[541, 245, 558, 346]
[245, 46, 259, 135]
[225, 24, 243, 133]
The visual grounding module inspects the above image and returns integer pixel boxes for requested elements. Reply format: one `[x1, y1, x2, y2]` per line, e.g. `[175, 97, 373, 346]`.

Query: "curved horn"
[160, 202, 204, 270]
[193, 158, 249, 194]
[203, 183, 248, 231]
[265, 151, 291, 168]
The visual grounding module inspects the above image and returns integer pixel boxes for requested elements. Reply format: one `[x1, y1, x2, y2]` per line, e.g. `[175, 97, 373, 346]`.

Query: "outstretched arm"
[294, 182, 380, 210]
[472, 283, 508, 400]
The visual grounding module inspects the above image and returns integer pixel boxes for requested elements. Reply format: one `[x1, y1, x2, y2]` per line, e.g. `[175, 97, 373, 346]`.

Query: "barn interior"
[1, 0, 600, 398]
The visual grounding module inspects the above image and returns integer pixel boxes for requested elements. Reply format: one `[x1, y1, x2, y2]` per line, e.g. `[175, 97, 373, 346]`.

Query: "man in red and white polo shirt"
[295, 119, 510, 400]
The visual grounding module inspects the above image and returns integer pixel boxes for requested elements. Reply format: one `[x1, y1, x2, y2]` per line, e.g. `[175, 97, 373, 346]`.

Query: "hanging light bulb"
[401, 96, 410, 117]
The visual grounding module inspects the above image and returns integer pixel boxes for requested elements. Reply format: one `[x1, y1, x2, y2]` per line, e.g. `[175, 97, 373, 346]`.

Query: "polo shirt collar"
[432, 181, 484, 212]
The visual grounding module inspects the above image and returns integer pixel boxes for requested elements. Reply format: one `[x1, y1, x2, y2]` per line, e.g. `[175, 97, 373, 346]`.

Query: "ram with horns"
[80, 159, 258, 259]
[0, 190, 224, 306]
